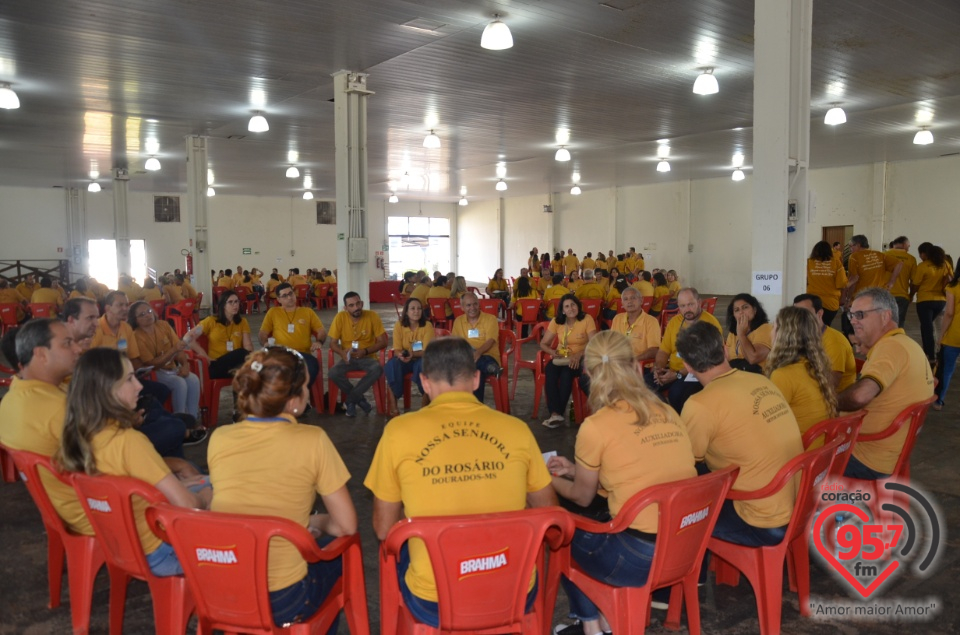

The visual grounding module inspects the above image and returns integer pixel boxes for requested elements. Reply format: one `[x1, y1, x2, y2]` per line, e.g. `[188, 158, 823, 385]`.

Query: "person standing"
[911, 243, 953, 362]
[884, 236, 917, 328]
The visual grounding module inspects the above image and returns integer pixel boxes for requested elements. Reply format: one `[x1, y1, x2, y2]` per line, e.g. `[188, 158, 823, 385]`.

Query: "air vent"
[401, 18, 447, 35]
[227, 134, 247, 140]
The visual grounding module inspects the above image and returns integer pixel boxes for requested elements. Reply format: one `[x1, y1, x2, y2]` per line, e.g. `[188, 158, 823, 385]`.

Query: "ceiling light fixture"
[731, 169, 745, 182]
[388, 193, 399, 203]
[570, 185, 582, 195]
[495, 163, 507, 178]
[459, 196, 468, 206]
[555, 146, 571, 162]
[692, 69, 719, 95]
[0, 83, 20, 109]
[656, 160, 671, 173]
[459, 185, 468, 196]
[248, 111, 269, 133]
[207, 169, 215, 185]
[207, 186, 216, 197]
[913, 127, 933, 145]
[495, 179, 507, 191]
[286, 166, 300, 178]
[303, 191, 314, 200]
[480, 15, 513, 50]
[824, 104, 846, 125]
[144, 157, 161, 171]
[572, 171, 581, 183]
[732, 152, 744, 168]
[303, 175, 313, 190]
[87, 182, 101, 193]
[423, 130, 441, 149]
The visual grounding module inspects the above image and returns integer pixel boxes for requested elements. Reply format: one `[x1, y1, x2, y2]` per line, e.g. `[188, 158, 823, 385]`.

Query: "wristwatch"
[676, 371, 684, 380]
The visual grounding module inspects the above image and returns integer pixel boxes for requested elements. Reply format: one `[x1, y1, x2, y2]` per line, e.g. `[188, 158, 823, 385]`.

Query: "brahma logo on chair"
[195, 545, 239, 566]
[678, 505, 710, 530]
[86, 498, 112, 513]
[458, 547, 509, 579]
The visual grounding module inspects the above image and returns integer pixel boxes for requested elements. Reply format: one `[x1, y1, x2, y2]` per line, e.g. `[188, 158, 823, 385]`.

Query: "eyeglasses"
[278, 292, 295, 299]
[845, 308, 884, 321]
[225, 299, 240, 305]
[135, 309, 154, 318]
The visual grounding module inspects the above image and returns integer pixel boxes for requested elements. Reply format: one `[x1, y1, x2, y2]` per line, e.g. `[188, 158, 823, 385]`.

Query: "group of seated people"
[213, 265, 338, 304]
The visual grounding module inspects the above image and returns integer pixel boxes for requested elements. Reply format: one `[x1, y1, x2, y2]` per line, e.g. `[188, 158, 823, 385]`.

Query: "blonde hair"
[766, 306, 838, 417]
[582, 330, 668, 426]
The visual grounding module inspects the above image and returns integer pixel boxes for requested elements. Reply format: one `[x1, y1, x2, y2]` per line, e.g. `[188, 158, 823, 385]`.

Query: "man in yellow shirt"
[793, 294, 857, 391]
[216, 268, 236, 290]
[451, 292, 501, 404]
[30, 276, 65, 311]
[677, 321, 803, 546]
[563, 249, 580, 276]
[648, 288, 722, 412]
[542, 274, 568, 318]
[16, 274, 39, 300]
[117, 274, 145, 301]
[60, 297, 100, 350]
[328, 291, 388, 416]
[364, 337, 556, 627]
[258, 283, 326, 388]
[580, 252, 595, 271]
[410, 276, 433, 305]
[632, 271, 655, 299]
[610, 288, 660, 361]
[179, 274, 198, 299]
[841, 234, 902, 336]
[0, 277, 28, 321]
[884, 236, 916, 328]
[837, 288, 934, 479]
[574, 269, 605, 300]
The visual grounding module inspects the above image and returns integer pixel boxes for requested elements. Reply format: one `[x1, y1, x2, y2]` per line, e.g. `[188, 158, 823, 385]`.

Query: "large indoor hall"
[1, 1, 959, 634]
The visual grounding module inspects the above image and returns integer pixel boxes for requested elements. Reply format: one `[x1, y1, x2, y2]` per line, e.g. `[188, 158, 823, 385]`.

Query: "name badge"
[287, 323, 295, 333]
[468, 328, 480, 339]
[226, 341, 234, 352]
[412, 340, 423, 352]
[352, 340, 360, 349]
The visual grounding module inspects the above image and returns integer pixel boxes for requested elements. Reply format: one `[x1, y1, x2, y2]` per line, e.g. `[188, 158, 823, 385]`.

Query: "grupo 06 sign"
[751, 271, 782, 296]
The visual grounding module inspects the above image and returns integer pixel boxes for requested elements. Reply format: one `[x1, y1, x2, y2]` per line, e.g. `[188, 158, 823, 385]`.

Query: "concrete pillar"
[332, 70, 374, 307]
[185, 136, 212, 309]
[66, 187, 86, 276]
[870, 161, 887, 248]
[113, 168, 131, 279]
[751, 0, 812, 309]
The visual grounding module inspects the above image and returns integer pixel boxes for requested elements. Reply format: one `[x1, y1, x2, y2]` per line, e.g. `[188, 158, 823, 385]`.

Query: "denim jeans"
[843, 454, 890, 480]
[328, 356, 382, 405]
[154, 368, 202, 418]
[146, 541, 183, 577]
[916, 301, 946, 360]
[269, 535, 342, 631]
[710, 499, 787, 547]
[138, 403, 187, 459]
[384, 356, 423, 399]
[937, 345, 959, 406]
[894, 296, 910, 329]
[561, 528, 656, 621]
[643, 369, 703, 413]
[473, 354, 500, 403]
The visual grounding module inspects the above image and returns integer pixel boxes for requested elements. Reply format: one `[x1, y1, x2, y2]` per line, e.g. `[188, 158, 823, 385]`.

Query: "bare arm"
[539, 330, 557, 356]
[155, 472, 207, 510]
[527, 484, 559, 509]
[242, 331, 253, 351]
[837, 377, 882, 411]
[941, 290, 955, 344]
[653, 348, 670, 370]
[308, 485, 357, 537]
[372, 497, 404, 541]
[638, 346, 659, 361]
[550, 462, 599, 508]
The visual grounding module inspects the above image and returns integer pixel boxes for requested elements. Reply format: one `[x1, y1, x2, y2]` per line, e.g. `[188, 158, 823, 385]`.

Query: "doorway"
[822, 225, 853, 268]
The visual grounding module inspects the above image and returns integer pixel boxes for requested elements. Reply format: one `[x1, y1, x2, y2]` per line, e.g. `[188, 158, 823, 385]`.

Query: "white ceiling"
[0, 0, 957, 203]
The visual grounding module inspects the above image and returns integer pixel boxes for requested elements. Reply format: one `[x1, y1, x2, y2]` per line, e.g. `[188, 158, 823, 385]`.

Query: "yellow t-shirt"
[410, 283, 431, 305]
[164, 284, 184, 304]
[574, 282, 605, 300]
[89, 423, 172, 554]
[660, 312, 722, 372]
[199, 316, 251, 360]
[668, 281, 681, 297]
[848, 250, 899, 293]
[392, 322, 436, 353]
[209, 415, 351, 590]
[486, 279, 508, 295]
[133, 321, 181, 371]
[261, 307, 324, 354]
[328, 310, 386, 358]
[563, 255, 580, 275]
[853, 329, 935, 474]
[651, 286, 671, 313]
[68, 290, 97, 301]
[216, 276, 235, 290]
[180, 281, 198, 299]
[452, 312, 500, 351]
[610, 312, 661, 358]
[681, 370, 804, 528]
[595, 259, 609, 271]
[118, 281, 145, 301]
[581, 258, 596, 271]
[31, 287, 63, 308]
[266, 278, 281, 299]
[0, 288, 26, 320]
[769, 361, 831, 440]
[806, 259, 848, 311]
[884, 249, 917, 300]
[427, 286, 453, 318]
[543, 284, 568, 318]
[822, 326, 857, 391]
[552, 260, 564, 274]
[16, 282, 39, 298]
[725, 323, 774, 370]
[91, 317, 141, 358]
[0, 378, 92, 535]
[911, 260, 953, 303]
[942, 287, 960, 347]
[141, 288, 163, 302]
[547, 315, 597, 356]
[632, 280, 655, 299]
[363, 391, 552, 602]
[576, 401, 696, 533]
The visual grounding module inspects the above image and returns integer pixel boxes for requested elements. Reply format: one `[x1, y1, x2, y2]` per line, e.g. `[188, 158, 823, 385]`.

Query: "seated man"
[677, 322, 804, 546]
[0, 277, 28, 321]
[117, 274, 145, 301]
[30, 276, 64, 311]
[216, 268, 236, 290]
[258, 282, 326, 388]
[451, 292, 501, 404]
[837, 288, 934, 479]
[328, 291, 388, 417]
[364, 337, 557, 628]
[542, 273, 568, 319]
[60, 297, 100, 350]
[16, 274, 39, 300]
[793, 293, 857, 390]
[609, 287, 660, 362]
[573, 269, 604, 300]
[632, 271, 655, 299]
[646, 288, 722, 412]
[426, 275, 453, 319]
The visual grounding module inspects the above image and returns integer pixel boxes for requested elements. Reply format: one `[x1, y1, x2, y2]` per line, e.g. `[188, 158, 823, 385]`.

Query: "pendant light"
[248, 111, 269, 132]
[388, 193, 399, 203]
[302, 191, 314, 200]
[423, 130, 441, 149]
[495, 179, 507, 191]
[824, 104, 846, 125]
[286, 166, 300, 178]
[554, 146, 571, 162]
[481, 15, 513, 50]
[87, 182, 101, 193]
[0, 83, 20, 109]
[692, 69, 719, 95]
[913, 127, 933, 145]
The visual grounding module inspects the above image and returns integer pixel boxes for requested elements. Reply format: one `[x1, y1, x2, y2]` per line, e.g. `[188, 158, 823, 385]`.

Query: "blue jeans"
[710, 499, 786, 547]
[328, 356, 382, 405]
[473, 354, 500, 403]
[937, 344, 959, 406]
[561, 528, 656, 621]
[139, 403, 187, 459]
[843, 454, 890, 480]
[154, 368, 202, 418]
[643, 369, 702, 413]
[146, 542, 183, 577]
[384, 356, 423, 399]
[916, 301, 945, 360]
[545, 364, 590, 416]
[269, 535, 342, 631]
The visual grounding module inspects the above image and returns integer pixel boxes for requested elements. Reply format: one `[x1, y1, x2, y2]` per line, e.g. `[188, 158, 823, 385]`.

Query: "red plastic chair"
[192, 334, 235, 428]
[514, 299, 543, 339]
[531, 332, 587, 421]
[488, 329, 514, 414]
[800, 410, 866, 477]
[551, 468, 739, 635]
[600, 298, 622, 329]
[212, 285, 228, 308]
[294, 284, 313, 308]
[449, 297, 464, 319]
[314, 283, 333, 310]
[391, 294, 405, 319]
[466, 286, 486, 299]
[708, 440, 841, 635]
[700, 297, 718, 314]
[1, 302, 21, 335]
[546, 297, 562, 320]
[479, 298, 504, 319]
[511, 322, 548, 401]
[6, 448, 108, 634]
[640, 296, 654, 313]
[165, 298, 197, 337]
[71, 473, 195, 635]
[580, 298, 602, 323]
[0, 442, 18, 482]
[427, 297, 453, 331]
[379, 507, 575, 635]
[326, 349, 386, 414]
[146, 503, 371, 635]
[236, 286, 260, 314]
[658, 307, 679, 335]
[148, 299, 167, 321]
[29, 302, 57, 318]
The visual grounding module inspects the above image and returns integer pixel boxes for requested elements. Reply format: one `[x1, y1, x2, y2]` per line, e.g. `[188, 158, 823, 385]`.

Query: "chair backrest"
[882, 396, 936, 478]
[479, 298, 502, 316]
[170, 298, 197, 314]
[71, 472, 165, 579]
[607, 298, 622, 313]
[315, 283, 330, 297]
[700, 297, 718, 314]
[450, 297, 464, 318]
[427, 297, 449, 320]
[148, 299, 166, 317]
[381, 507, 574, 632]
[780, 441, 842, 544]
[802, 410, 866, 475]
[580, 298, 602, 321]
[466, 286, 484, 299]
[434, 328, 451, 337]
[659, 307, 679, 332]
[517, 299, 543, 323]
[6, 448, 74, 533]
[29, 302, 56, 318]
[295, 284, 311, 299]
[0, 303, 19, 327]
[640, 296, 654, 313]
[147, 503, 355, 634]
[547, 297, 561, 317]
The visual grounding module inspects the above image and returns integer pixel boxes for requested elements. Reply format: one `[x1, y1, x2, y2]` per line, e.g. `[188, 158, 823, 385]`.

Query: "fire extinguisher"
[181, 249, 194, 276]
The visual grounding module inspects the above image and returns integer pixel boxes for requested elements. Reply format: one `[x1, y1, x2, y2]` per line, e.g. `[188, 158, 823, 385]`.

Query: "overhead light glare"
[207, 168, 215, 185]
[287, 150, 299, 163]
[732, 152, 744, 168]
[207, 186, 216, 197]
[495, 179, 507, 191]
[480, 15, 513, 50]
[459, 196, 468, 206]
[656, 160, 671, 173]
[915, 109, 934, 124]
[824, 105, 846, 125]
[286, 166, 300, 178]
[303, 176, 313, 190]
[570, 185, 582, 195]
[556, 128, 570, 144]
[571, 171, 581, 183]
[302, 191, 314, 200]
[913, 128, 933, 145]
[388, 193, 399, 203]
[732, 169, 745, 182]
[400, 171, 411, 188]
[554, 146, 571, 162]
[423, 130, 441, 149]
[459, 185, 468, 196]
[0, 83, 20, 109]
[87, 182, 101, 193]
[144, 157, 161, 171]
[144, 138, 160, 154]
[495, 163, 507, 178]
[692, 69, 719, 95]
[248, 112, 269, 132]
[657, 144, 670, 158]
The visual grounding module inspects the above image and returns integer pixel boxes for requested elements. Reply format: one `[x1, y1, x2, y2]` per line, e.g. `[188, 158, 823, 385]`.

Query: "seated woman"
[725, 293, 773, 373]
[539, 294, 597, 429]
[185, 290, 253, 379]
[57, 348, 211, 577]
[399, 271, 416, 296]
[649, 272, 671, 318]
[68, 277, 97, 301]
[603, 276, 629, 322]
[508, 275, 539, 325]
[486, 268, 509, 302]
[449, 275, 467, 300]
[384, 297, 436, 417]
[141, 278, 163, 302]
[208, 348, 357, 629]
[548, 331, 697, 635]
[766, 306, 837, 441]
[129, 301, 201, 420]
[265, 272, 282, 302]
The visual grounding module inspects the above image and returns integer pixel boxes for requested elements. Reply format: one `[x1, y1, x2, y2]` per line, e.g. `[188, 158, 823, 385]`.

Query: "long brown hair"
[58, 348, 140, 474]
[582, 330, 669, 426]
[766, 307, 838, 417]
[233, 347, 307, 418]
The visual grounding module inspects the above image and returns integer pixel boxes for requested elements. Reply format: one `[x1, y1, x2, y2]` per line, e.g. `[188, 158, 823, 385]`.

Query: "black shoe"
[184, 427, 208, 446]
[357, 398, 373, 414]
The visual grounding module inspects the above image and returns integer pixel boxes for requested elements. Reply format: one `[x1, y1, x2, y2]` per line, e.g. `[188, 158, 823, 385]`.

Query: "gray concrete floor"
[1, 297, 958, 633]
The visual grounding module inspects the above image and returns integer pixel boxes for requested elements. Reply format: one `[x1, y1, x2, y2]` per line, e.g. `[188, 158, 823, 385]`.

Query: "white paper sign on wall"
[752, 271, 782, 296]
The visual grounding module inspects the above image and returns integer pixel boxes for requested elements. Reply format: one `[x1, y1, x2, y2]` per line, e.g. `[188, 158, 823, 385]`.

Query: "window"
[387, 216, 451, 278]
[316, 201, 336, 225]
[154, 196, 180, 222]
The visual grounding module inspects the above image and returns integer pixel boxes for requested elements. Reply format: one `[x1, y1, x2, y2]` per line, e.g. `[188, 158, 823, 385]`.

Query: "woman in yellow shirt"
[185, 290, 254, 379]
[486, 268, 509, 301]
[384, 297, 436, 416]
[449, 275, 467, 299]
[68, 277, 97, 301]
[539, 294, 597, 428]
[934, 270, 960, 410]
[649, 272, 671, 317]
[508, 275, 540, 323]
[912, 243, 954, 361]
[724, 293, 773, 373]
[766, 307, 837, 438]
[805, 240, 847, 328]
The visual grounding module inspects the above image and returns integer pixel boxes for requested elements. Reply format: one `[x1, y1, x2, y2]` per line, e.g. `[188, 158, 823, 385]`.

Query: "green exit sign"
[242, 247, 252, 255]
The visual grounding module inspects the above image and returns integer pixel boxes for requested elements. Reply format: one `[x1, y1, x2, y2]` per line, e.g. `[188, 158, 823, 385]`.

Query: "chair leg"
[754, 554, 785, 635]
[64, 540, 105, 635]
[45, 529, 65, 608]
[789, 539, 812, 617]
[149, 577, 194, 635]
[108, 568, 130, 635]
[531, 377, 544, 419]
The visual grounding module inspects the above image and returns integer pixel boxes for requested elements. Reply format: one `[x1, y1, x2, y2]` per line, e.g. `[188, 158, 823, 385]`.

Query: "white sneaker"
[541, 414, 564, 429]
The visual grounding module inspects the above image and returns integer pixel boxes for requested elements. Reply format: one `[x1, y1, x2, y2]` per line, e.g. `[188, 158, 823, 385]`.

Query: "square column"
[185, 136, 211, 308]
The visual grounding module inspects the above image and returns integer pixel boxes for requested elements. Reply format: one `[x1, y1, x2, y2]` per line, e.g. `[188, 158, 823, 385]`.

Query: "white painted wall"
[883, 155, 960, 259]
[0, 186, 71, 258]
[555, 187, 617, 256]
[502, 193, 552, 277]
[618, 181, 692, 274]
[457, 198, 500, 285]
[688, 176, 754, 294]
